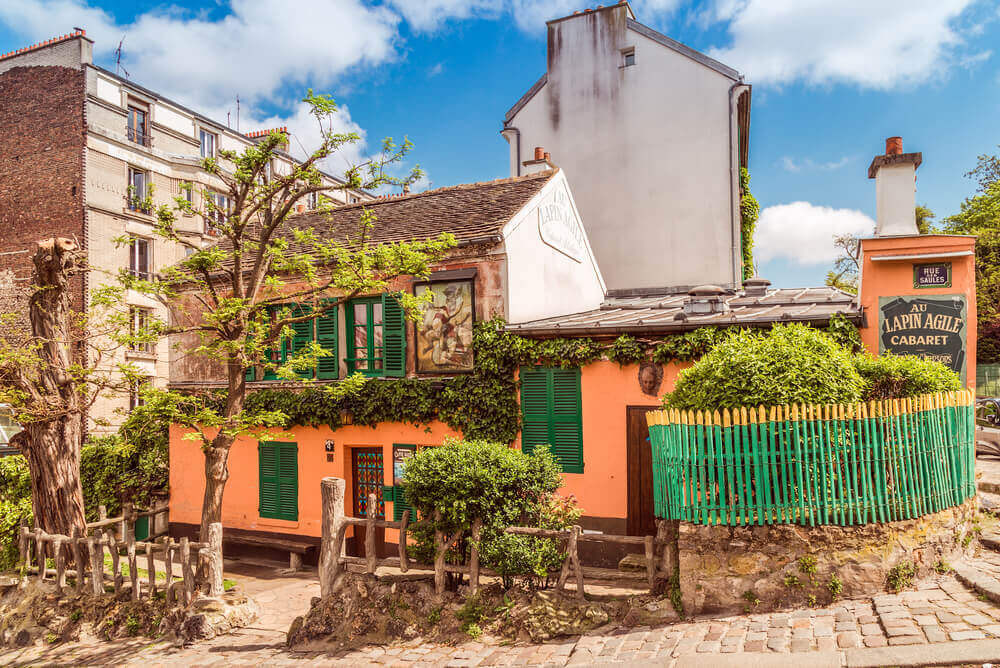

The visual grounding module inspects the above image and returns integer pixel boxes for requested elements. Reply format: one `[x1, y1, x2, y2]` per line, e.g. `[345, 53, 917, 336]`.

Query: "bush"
[402, 438, 575, 589]
[0, 456, 32, 569]
[665, 324, 866, 411]
[852, 353, 961, 400]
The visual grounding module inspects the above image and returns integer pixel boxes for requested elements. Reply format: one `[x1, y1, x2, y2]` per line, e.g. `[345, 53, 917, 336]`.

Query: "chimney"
[867, 136, 922, 236]
[742, 277, 771, 297]
[522, 146, 556, 175]
[683, 285, 730, 315]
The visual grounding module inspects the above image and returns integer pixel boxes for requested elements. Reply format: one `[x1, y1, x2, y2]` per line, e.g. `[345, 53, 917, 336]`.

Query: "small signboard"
[537, 181, 585, 263]
[392, 444, 416, 484]
[913, 262, 952, 289]
[878, 295, 966, 382]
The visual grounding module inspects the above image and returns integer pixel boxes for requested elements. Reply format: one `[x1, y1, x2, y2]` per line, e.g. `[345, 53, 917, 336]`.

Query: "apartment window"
[205, 192, 228, 234]
[346, 295, 405, 378]
[258, 303, 338, 381]
[307, 191, 318, 210]
[349, 195, 359, 204]
[127, 104, 149, 146]
[127, 167, 151, 214]
[129, 236, 151, 280]
[520, 367, 584, 473]
[199, 129, 217, 159]
[128, 306, 153, 354]
[181, 181, 194, 205]
[622, 48, 636, 67]
[129, 376, 151, 412]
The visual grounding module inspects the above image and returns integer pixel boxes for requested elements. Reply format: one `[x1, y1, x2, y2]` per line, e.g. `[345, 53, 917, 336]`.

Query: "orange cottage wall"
[168, 360, 689, 545]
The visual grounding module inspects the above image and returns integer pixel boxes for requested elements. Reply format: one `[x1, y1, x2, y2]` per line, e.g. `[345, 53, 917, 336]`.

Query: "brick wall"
[0, 65, 86, 307]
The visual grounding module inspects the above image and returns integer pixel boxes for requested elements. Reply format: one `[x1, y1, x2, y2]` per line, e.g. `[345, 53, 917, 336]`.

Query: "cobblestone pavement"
[6, 568, 1000, 666]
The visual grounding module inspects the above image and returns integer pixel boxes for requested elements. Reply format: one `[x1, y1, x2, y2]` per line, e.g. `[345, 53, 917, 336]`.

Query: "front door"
[626, 406, 659, 536]
[350, 447, 386, 558]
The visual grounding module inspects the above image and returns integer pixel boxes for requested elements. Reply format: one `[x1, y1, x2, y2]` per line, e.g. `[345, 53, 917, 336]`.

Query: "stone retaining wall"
[677, 500, 979, 616]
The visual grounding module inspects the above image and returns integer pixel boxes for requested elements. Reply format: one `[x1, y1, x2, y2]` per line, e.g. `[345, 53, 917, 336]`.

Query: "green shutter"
[262, 305, 282, 381]
[315, 303, 339, 379]
[259, 441, 298, 520]
[290, 304, 314, 379]
[344, 300, 357, 374]
[393, 486, 412, 522]
[259, 442, 279, 517]
[382, 294, 406, 378]
[519, 367, 584, 474]
[245, 365, 256, 382]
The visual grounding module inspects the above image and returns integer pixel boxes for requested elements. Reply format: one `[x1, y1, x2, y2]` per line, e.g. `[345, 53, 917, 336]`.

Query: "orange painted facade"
[858, 234, 977, 387]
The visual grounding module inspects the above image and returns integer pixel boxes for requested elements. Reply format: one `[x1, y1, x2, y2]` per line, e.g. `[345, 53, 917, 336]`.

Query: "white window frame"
[199, 128, 217, 159]
[128, 306, 153, 354]
[129, 235, 151, 280]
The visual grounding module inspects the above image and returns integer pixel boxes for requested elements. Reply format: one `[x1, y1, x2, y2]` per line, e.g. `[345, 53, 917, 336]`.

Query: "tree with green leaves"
[128, 91, 454, 539]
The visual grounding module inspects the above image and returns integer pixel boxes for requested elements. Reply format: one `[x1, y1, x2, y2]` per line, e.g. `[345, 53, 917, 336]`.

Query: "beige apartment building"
[0, 31, 369, 431]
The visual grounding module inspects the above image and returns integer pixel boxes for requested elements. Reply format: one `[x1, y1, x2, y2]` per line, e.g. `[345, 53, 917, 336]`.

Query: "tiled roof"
[506, 286, 861, 336]
[278, 169, 556, 248]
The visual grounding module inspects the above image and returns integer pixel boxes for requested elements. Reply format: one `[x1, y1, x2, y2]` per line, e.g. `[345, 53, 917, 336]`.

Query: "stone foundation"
[677, 500, 978, 616]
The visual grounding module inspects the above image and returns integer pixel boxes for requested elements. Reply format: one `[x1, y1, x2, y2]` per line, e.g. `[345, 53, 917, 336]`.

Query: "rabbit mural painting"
[414, 279, 475, 373]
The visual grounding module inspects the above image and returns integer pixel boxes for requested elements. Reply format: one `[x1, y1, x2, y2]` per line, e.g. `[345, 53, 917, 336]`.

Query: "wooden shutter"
[519, 367, 584, 473]
[382, 294, 406, 378]
[315, 303, 339, 379]
[290, 304, 314, 379]
[262, 305, 281, 381]
[258, 442, 279, 518]
[277, 442, 299, 521]
[393, 486, 412, 522]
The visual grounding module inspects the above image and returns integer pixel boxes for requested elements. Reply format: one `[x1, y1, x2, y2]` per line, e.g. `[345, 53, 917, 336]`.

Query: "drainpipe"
[501, 125, 522, 177]
[728, 80, 749, 288]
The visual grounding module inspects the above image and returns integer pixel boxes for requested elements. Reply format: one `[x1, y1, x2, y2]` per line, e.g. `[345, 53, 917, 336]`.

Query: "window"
[127, 167, 150, 213]
[199, 128, 217, 159]
[258, 303, 339, 381]
[622, 48, 636, 67]
[129, 376, 151, 412]
[258, 441, 298, 521]
[307, 191, 318, 210]
[128, 306, 153, 354]
[127, 104, 149, 146]
[520, 367, 584, 473]
[346, 295, 405, 377]
[181, 181, 194, 205]
[205, 192, 228, 234]
[129, 236, 151, 280]
[349, 195, 359, 204]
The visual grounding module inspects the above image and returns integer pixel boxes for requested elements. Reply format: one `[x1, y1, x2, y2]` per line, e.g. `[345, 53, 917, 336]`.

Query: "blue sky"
[1, 0, 998, 288]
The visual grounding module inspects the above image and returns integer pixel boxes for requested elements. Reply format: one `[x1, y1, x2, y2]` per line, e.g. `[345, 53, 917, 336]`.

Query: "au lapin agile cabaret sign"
[878, 295, 967, 382]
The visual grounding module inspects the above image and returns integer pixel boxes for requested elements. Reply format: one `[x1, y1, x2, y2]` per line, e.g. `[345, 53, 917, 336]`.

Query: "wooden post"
[206, 522, 224, 597]
[53, 537, 66, 594]
[88, 537, 103, 595]
[127, 533, 139, 601]
[433, 510, 447, 595]
[165, 540, 175, 605]
[644, 535, 656, 591]
[469, 518, 482, 596]
[17, 522, 27, 571]
[365, 493, 377, 574]
[146, 543, 156, 599]
[72, 528, 86, 595]
[319, 477, 346, 598]
[123, 502, 134, 543]
[569, 525, 584, 600]
[34, 529, 44, 582]
[398, 509, 410, 573]
[180, 537, 194, 605]
[555, 531, 572, 594]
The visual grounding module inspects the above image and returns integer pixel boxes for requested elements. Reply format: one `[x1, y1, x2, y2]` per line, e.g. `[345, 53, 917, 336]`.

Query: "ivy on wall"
[196, 314, 860, 445]
[740, 167, 760, 281]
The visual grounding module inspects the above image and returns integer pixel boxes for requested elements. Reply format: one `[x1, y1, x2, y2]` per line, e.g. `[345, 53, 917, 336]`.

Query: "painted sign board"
[878, 295, 967, 382]
[913, 262, 952, 289]
[392, 444, 416, 484]
[537, 181, 584, 263]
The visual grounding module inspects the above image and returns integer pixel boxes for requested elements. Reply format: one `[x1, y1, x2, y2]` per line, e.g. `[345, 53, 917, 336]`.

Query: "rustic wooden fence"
[646, 390, 976, 527]
[16, 510, 223, 602]
[318, 477, 671, 600]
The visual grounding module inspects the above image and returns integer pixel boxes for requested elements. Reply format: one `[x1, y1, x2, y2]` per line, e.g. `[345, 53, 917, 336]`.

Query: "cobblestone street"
[6, 565, 1000, 666]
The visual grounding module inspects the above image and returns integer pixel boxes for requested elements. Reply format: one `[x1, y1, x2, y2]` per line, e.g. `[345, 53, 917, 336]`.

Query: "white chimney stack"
[868, 136, 922, 236]
[522, 146, 556, 175]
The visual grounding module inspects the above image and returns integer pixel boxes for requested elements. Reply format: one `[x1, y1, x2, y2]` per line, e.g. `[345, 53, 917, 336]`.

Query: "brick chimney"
[521, 146, 556, 175]
[868, 136, 922, 236]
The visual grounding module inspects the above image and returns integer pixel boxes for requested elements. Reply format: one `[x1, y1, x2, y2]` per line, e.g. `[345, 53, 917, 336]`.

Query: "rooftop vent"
[683, 285, 730, 315]
[742, 277, 771, 297]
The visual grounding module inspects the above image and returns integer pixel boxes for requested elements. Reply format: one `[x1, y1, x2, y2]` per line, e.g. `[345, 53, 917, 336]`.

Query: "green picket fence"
[646, 390, 976, 526]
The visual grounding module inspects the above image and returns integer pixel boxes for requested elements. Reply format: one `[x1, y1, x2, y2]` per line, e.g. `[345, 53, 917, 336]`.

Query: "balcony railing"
[127, 126, 151, 147]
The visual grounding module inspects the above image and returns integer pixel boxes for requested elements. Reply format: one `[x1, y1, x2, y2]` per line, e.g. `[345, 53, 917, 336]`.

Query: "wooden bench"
[224, 534, 317, 570]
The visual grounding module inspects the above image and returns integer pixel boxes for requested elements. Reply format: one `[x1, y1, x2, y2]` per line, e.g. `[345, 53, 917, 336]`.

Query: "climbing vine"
[205, 315, 860, 444]
[740, 167, 759, 281]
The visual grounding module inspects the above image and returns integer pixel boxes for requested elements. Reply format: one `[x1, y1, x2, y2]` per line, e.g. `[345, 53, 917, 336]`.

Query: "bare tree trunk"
[18, 419, 86, 538]
[198, 356, 246, 540]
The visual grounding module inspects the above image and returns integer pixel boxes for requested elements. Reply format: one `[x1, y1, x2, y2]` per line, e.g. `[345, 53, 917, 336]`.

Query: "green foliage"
[827, 574, 843, 600]
[741, 590, 760, 607]
[402, 438, 574, 589]
[740, 168, 759, 280]
[933, 560, 952, 574]
[653, 327, 737, 364]
[825, 313, 863, 352]
[797, 555, 817, 576]
[783, 574, 801, 588]
[0, 455, 32, 569]
[887, 561, 916, 593]
[665, 324, 866, 411]
[853, 353, 961, 401]
[610, 335, 644, 366]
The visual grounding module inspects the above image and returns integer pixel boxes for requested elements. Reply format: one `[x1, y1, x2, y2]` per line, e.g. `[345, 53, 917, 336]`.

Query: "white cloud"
[755, 202, 873, 265]
[707, 0, 979, 89]
[781, 156, 851, 173]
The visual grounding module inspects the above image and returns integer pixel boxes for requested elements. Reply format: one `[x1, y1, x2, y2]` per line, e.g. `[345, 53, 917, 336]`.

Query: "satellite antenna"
[114, 34, 129, 78]
[236, 95, 240, 132]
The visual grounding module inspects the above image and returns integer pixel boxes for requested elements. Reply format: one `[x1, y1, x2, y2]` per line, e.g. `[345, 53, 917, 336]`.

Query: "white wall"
[503, 170, 606, 323]
[506, 6, 743, 291]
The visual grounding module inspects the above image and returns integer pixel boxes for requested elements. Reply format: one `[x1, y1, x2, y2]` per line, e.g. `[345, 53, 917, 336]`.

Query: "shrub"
[0, 455, 32, 570]
[664, 324, 866, 411]
[852, 353, 961, 400]
[402, 438, 575, 589]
